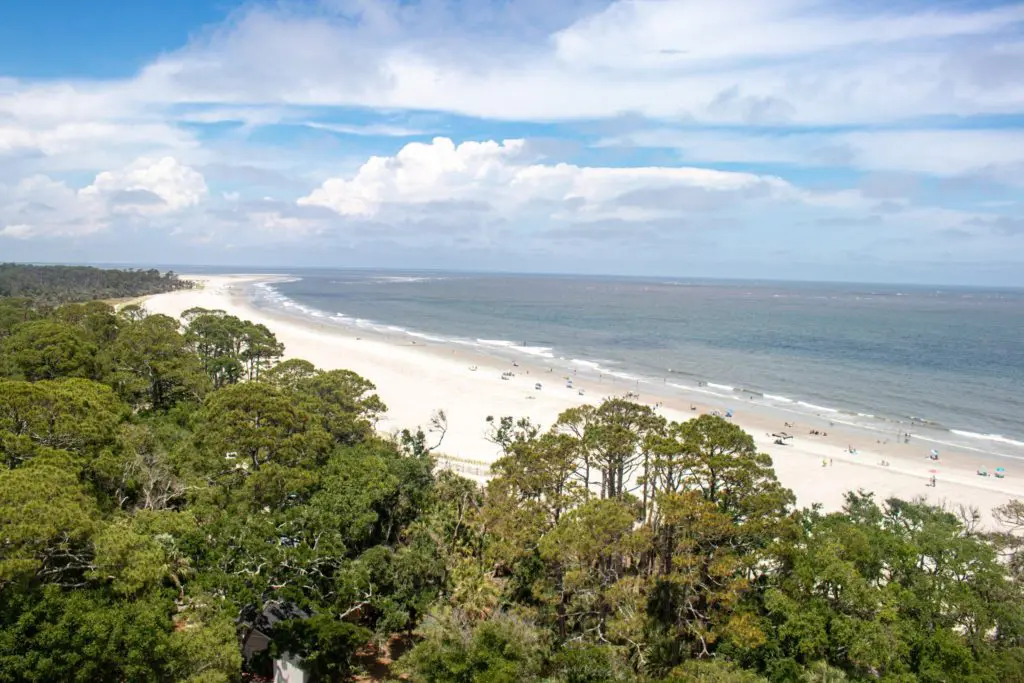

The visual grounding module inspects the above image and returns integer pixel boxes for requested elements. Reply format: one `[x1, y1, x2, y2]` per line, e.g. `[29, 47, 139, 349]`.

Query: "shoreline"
[251, 275, 1024, 463]
[143, 274, 1023, 526]
[249, 274, 1024, 466]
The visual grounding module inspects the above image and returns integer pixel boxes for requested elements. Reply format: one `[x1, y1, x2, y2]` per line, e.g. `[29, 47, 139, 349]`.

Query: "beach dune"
[143, 275, 1023, 527]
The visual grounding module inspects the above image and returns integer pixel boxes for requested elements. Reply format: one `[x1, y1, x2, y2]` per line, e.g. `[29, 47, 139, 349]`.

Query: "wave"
[476, 339, 555, 359]
[406, 330, 449, 343]
[797, 401, 839, 414]
[951, 430, 1024, 449]
[369, 275, 451, 284]
[252, 279, 1024, 456]
[669, 382, 736, 399]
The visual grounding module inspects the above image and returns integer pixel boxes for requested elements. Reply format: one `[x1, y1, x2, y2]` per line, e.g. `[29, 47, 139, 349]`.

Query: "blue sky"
[1, 0, 1023, 284]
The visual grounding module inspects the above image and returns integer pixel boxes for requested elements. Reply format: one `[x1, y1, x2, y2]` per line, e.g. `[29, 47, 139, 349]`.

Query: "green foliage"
[2, 320, 98, 380]
[753, 493, 1024, 681]
[272, 612, 372, 680]
[0, 297, 40, 338]
[193, 381, 328, 476]
[0, 586, 175, 682]
[0, 462, 98, 586]
[549, 643, 629, 682]
[663, 658, 768, 682]
[0, 378, 124, 471]
[2, 271, 1022, 682]
[184, 309, 283, 387]
[0, 263, 191, 306]
[399, 608, 548, 683]
[292, 368, 387, 444]
[107, 314, 209, 411]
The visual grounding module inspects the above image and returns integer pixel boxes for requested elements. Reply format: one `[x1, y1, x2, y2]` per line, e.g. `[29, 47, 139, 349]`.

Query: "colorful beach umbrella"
[996, 467, 1006, 473]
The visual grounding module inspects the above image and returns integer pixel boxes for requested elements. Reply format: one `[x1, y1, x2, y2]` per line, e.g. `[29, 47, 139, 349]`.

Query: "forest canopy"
[0, 266, 1022, 682]
[0, 263, 191, 306]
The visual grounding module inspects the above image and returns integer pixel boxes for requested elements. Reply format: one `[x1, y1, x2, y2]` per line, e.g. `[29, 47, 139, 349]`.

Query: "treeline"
[0, 263, 191, 306]
[1, 282, 1023, 681]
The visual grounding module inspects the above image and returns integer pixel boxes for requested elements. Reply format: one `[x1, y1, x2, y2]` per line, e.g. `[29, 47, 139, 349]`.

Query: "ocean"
[244, 270, 1024, 462]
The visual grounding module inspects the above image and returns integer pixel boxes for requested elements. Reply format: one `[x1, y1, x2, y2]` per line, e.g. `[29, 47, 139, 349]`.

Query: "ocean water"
[247, 270, 1024, 461]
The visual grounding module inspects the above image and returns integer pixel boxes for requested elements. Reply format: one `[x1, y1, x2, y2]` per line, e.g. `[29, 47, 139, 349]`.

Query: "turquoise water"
[248, 270, 1024, 460]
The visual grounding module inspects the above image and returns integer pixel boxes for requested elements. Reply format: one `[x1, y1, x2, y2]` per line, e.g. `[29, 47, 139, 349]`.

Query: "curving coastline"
[144, 274, 1024, 527]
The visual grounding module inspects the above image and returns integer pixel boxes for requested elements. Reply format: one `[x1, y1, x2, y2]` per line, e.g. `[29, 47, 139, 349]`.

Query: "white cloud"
[0, 157, 206, 238]
[304, 121, 426, 137]
[80, 156, 208, 211]
[552, 1, 1024, 70]
[0, 121, 193, 158]
[298, 136, 798, 223]
[0, 174, 106, 238]
[124, 0, 1024, 124]
[603, 128, 1024, 182]
[0, 0, 1021, 280]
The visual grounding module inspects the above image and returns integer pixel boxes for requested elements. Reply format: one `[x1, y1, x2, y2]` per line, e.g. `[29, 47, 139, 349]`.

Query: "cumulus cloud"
[299, 137, 798, 224]
[0, 175, 105, 238]
[0, 157, 206, 238]
[0, 0, 1021, 280]
[80, 156, 208, 211]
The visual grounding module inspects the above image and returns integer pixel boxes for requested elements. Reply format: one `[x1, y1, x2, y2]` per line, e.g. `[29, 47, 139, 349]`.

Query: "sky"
[1, 0, 1023, 285]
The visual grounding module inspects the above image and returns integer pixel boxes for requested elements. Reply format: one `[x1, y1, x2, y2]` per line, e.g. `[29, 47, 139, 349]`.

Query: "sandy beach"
[143, 275, 1023, 527]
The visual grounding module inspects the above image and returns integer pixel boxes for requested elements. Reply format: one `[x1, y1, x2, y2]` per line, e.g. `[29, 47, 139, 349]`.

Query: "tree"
[662, 659, 768, 682]
[113, 422, 187, 511]
[240, 321, 284, 381]
[53, 301, 120, 345]
[167, 607, 242, 683]
[193, 382, 328, 477]
[270, 612, 372, 680]
[539, 499, 648, 646]
[293, 368, 386, 445]
[2, 319, 98, 380]
[757, 493, 1024, 680]
[398, 608, 548, 683]
[0, 296, 41, 338]
[262, 358, 318, 391]
[0, 462, 98, 587]
[0, 584, 187, 683]
[642, 416, 794, 667]
[993, 499, 1024, 579]
[107, 314, 209, 411]
[0, 263, 190, 306]
[548, 400, 662, 508]
[0, 378, 124, 471]
[185, 311, 283, 388]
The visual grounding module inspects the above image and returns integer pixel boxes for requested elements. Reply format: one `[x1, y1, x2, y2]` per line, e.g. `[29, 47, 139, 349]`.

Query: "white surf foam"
[951, 430, 1024, 449]
[797, 401, 839, 414]
[476, 339, 555, 359]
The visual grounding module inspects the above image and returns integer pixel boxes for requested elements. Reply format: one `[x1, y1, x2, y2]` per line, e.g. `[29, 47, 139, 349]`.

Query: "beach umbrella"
[996, 467, 1006, 473]
[930, 449, 939, 457]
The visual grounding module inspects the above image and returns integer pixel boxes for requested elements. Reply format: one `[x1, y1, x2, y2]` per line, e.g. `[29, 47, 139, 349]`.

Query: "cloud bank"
[0, 0, 1021, 283]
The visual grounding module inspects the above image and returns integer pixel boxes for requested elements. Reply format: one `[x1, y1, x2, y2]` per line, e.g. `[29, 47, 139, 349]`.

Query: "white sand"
[144, 275, 1023, 527]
